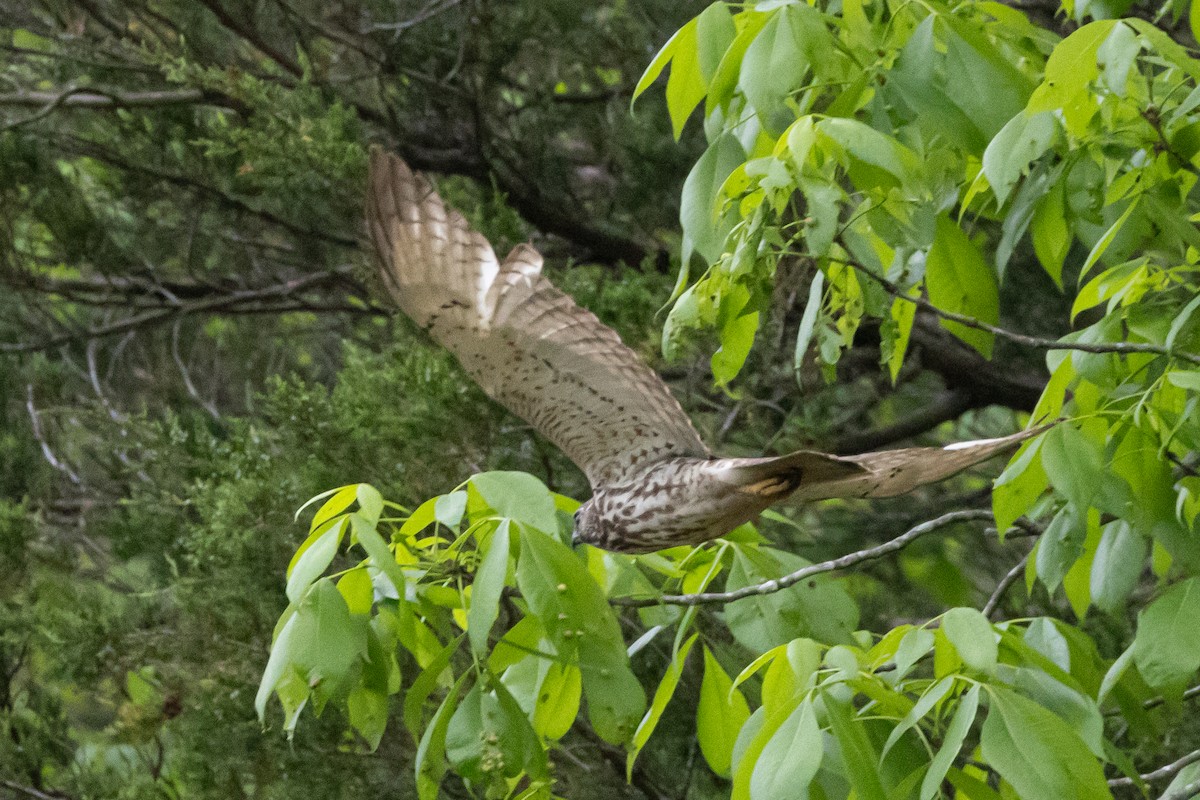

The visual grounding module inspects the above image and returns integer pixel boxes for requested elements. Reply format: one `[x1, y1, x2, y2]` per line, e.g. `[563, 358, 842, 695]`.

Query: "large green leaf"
[724, 545, 858, 650]
[1132, 577, 1200, 689]
[941, 608, 997, 675]
[697, 646, 751, 777]
[920, 684, 980, 800]
[925, 215, 999, 357]
[516, 525, 645, 743]
[980, 686, 1112, 800]
[467, 520, 510, 655]
[750, 697, 823, 800]
[470, 472, 558, 535]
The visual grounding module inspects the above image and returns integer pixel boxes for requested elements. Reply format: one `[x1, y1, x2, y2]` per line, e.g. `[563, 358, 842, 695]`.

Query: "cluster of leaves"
[264, 470, 1200, 800]
[256, 1, 1200, 797]
[646, 0, 1200, 752]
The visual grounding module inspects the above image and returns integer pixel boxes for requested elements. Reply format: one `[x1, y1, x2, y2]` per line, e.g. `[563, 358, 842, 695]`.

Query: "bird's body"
[366, 149, 1041, 553]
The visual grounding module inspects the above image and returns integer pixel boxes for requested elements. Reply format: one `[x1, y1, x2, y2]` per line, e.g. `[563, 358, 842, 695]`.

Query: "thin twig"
[1, 271, 359, 354]
[1110, 748, 1200, 788]
[983, 551, 1031, 619]
[610, 509, 996, 608]
[0, 87, 210, 108]
[26, 385, 82, 486]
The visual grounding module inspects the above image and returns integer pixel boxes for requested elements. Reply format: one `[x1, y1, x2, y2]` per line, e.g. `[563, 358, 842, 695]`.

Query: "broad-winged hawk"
[366, 149, 1037, 553]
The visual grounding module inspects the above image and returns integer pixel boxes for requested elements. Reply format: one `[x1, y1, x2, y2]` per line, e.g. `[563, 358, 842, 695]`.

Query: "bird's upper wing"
[365, 149, 708, 486]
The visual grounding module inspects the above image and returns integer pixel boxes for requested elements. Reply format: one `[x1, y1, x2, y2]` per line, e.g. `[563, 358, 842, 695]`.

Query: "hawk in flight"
[366, 149, 1037, 553]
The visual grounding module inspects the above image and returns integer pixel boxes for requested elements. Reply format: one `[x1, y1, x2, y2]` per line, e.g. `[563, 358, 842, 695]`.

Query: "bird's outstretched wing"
[790, 427, 1043, 501]
[365, 149, 708, 486]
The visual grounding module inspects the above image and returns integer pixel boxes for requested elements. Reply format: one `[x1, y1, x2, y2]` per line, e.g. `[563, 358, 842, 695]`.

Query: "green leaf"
[695, 2, 736, 83]
[336, 567, 373, 616]
[925, 215, 999, 357]
[294, 483, 355, 524]
[712, 306, 759, 386]
[725, 545, 858, 651]
[679, 133, 745, 264]
[403, 635, 463, 739]
[286, 518, 344, 604]
[982, 111, 1058, 207]
[886, 289, 918, 383]
[1026, 20, 1116, 136]
[981, 685, 1112, 800]
[882, 676, 953, 761]
[1089, 521, 1147, 614]
[290, 579, 369, 709]
[351, 512, 407, 597]
[628, 632, 698, 775]
[825, 695, 888, 800]
[750, 697, 823, 800]
[467, 520, 510, 655]
[470, 472, 558, 535]
[1078, 198, 1139, 282]
[533, 661, 581, 741]
[633, 18, 692, 101]
[415, 672, 469, 800]
[256, 610, 300, 721]
[993, 437, 1048, 535]
[657, 20, 705, 139]
[1132, 577, 1200, 689]
[517, 525, 645, 744]
[434, 491, 467, 528]
[942, 608, 998, 675]
[697, 646, 751, 777]
[1031, 174, 1070, 288]
[920, 684, 981, 800]
[347, 686, 389, 750]
[793, 270, 824, 384]
[356, 483, 383, 523]
[819, 117, 922, 187]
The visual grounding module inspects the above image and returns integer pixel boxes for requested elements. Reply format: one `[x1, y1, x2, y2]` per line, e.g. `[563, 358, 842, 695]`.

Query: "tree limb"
[610, 509, 997, 608]
[1109, 748, 1200, 788]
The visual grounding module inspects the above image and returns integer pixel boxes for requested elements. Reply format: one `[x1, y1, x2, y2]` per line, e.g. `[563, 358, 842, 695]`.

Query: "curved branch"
[611, 509, 997, 608]
[1109, 748, 1200, 789]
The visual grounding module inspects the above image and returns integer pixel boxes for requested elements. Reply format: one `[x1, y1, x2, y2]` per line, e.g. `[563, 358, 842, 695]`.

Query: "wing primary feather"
[366, 148, 708, 486]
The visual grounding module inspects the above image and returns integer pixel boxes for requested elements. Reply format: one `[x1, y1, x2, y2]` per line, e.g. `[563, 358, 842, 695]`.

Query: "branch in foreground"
[610, 509, 996, 608]
[1109, 748, 1200, 788]
[857, 267, 1200, 367]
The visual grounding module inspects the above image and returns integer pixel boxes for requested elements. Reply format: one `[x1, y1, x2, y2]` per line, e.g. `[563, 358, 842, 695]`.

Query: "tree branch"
[831, 388, 975, 454]
[610, 509, 997, 608]
[857, 266, 1200, 367]
[0, 88, 216, 109]
[1, 271, 376, 354]
[983, 551, 1031, 619]
[1110, 748, 1200, 788]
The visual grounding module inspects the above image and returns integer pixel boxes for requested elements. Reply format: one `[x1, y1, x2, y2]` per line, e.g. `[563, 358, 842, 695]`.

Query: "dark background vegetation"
[1, 1, 1194, 798]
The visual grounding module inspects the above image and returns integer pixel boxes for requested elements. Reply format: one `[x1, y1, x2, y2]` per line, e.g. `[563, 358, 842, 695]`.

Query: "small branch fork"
[611, 509, 997, 608]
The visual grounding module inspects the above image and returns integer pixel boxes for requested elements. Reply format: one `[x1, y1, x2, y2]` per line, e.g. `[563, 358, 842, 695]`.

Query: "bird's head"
[570, 499, 602, 550]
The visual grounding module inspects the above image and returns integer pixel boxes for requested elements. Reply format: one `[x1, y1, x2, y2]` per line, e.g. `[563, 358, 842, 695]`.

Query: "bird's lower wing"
[791, 427, 1045, 501]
